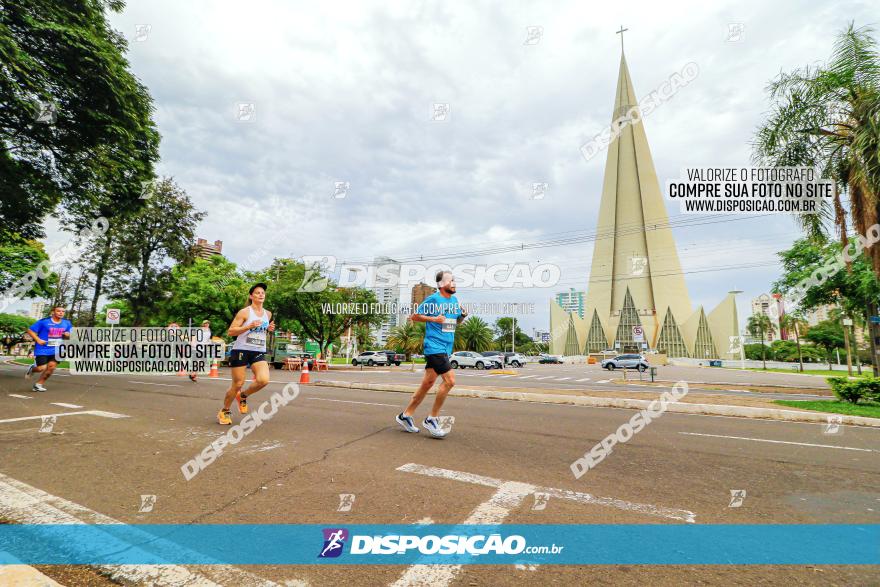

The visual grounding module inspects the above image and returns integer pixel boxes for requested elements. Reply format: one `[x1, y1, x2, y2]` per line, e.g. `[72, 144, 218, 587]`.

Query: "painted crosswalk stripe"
[0, 411, 127, 424]
[575, 378, 590, 382]
[50, 402, 83, 409]
[0, 472, 282, 586]
[555, 377, 571, 381]
[8, 394, 31, 399]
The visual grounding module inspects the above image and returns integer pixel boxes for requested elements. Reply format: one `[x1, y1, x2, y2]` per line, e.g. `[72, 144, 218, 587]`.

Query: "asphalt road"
[1, 362, 878, 586]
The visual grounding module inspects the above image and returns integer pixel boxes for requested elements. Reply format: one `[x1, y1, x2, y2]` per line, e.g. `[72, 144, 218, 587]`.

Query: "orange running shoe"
[217, 409, 232, 425]
[236, 391, 248, 414]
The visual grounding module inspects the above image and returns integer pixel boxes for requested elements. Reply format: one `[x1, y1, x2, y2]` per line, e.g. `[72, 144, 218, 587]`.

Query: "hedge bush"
[828, 376, 880, 404]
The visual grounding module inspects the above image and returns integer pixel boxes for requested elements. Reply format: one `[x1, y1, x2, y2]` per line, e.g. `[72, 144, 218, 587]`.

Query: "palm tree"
[754, 23, 880, 269]
[456, 316, 494, 352]
[780, 312, 808, 372]
[747, 313, 777, 369]
[353, 323, 374, 350]
[386, 321, 424, 360]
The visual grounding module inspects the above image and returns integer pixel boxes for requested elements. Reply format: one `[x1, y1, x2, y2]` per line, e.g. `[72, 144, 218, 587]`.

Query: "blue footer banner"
[0, 524, 877, 565]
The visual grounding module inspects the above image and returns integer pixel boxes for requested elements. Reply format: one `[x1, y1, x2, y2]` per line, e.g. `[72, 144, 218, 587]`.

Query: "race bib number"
[441, 318, 457, 333]
[246, 330, 267, 347]
[46, 338, 61, 347]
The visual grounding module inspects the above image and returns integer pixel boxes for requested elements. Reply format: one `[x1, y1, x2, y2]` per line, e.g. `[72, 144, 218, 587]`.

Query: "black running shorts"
[229, 349, 266, 367]
[424, 353, 452, 375]
[35, 355, 58, 367]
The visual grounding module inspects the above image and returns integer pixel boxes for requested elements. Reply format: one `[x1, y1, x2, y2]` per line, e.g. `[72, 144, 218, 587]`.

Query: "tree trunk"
[761, 329, 766, 370]
[88, 236, 112, 326]
[794, 323, 803, 373]
[869, 302, 880, 377]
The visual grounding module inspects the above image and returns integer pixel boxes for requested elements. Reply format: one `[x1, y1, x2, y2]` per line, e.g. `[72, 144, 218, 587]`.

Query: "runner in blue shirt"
[25, 305, 73, 392]
[395, 270, 467, 438]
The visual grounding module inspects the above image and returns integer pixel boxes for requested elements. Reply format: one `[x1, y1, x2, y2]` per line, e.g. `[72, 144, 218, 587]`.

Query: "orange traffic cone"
[209, 360, 219, 378]
[299, 359, 310, 384]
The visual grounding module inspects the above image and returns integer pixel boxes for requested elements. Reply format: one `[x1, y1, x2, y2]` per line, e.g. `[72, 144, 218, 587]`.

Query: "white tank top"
[232, 306, 270, 352]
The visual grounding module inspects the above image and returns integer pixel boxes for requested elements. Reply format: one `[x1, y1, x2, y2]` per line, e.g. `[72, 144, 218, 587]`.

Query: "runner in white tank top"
[219, 283, 275, 425]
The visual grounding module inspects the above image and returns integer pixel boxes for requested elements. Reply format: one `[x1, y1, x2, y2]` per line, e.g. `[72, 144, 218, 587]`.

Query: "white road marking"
[535, 376, 556, 380]
[555, 377, 571, 381]
[127, 380, 181, 387]
[241, 441, 283, 454]
[519, 375, 537, 379]
[396, 464, 696, 522]
[679, 432, 875, 452]
[8, 394, 31, 399]
[575, 378, 590, 382]
[393, 463, 694, 586]
[597, 379, 611, 384]
[0, 410, 128, 424]
[0, 472, 280, 586]
[307, 397, 397, 407]
[51, 402, 83, 409]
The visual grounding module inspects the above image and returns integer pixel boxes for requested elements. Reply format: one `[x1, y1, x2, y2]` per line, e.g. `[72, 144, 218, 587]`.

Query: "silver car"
[450, 351, 501, 370]
[352, 351, 388, 366]
[600, 354, 649, 371]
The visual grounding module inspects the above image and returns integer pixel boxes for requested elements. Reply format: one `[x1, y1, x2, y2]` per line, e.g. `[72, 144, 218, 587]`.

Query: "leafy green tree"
[493, 317, 532, 351]
[387, 320, 425, 359]
[457, 316, 494, 352]
[0, 240, 54, 301]
[109, 178, 205, 325]
[746, 313, 776, 369]
[804, 319, 846, 369]
[156, 256, 248, 335]
[259, 258, 382, 357]
[0, 312, 33, 352]
[0, 0, 160, 241]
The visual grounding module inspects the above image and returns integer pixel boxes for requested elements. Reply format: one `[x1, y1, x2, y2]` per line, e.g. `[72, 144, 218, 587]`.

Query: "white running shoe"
[25, 363, 35, 380]
[32, 383, 47, 392]
[395, 413, 419, 433]
[423, 416, 448, 438]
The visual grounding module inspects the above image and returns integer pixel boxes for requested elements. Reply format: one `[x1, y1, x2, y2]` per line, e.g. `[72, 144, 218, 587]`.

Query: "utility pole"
[842, 317, 853, 376]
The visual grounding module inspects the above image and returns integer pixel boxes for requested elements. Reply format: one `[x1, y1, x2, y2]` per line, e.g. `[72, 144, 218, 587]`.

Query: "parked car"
[600, 354, 649, 371]
[352, 351, 389, 366]
[380, 350, 406, 366]
[450, 351, 502, 370]
[501, 352, 528, 367]
[538, 354, 563, 364]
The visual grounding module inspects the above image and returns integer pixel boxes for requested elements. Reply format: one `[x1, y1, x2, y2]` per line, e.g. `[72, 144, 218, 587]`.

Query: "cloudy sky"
[35, 0, 876, 333]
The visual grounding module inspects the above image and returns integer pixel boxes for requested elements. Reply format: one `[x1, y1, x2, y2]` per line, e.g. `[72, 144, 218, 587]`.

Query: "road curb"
[313, 380, 880, 428]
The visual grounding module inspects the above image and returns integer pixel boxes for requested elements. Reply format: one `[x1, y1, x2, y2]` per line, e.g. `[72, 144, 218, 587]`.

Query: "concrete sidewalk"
[313, 379, 880, 428]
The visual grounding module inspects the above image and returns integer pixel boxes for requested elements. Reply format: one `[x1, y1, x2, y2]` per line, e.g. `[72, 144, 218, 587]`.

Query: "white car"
[351, 351, 388, 366]
[449, 351, 502, 370]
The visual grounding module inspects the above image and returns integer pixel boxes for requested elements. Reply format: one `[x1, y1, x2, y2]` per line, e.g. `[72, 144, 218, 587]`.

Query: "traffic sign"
[871, 316, 880, 324]
[632, 325, 645, 342]
[106, 308, 121, 325]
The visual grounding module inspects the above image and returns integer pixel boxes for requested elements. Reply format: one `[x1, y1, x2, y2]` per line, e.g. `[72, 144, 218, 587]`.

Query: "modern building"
[370, 256, 402, 347]
[194, 238, 223, 260]
[411, 282, 435, 308]
[750, 293, 787, 342]
[555, 289, 586, 319]
[549, 44, 739, 359]
[29, 301, 47, 319]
